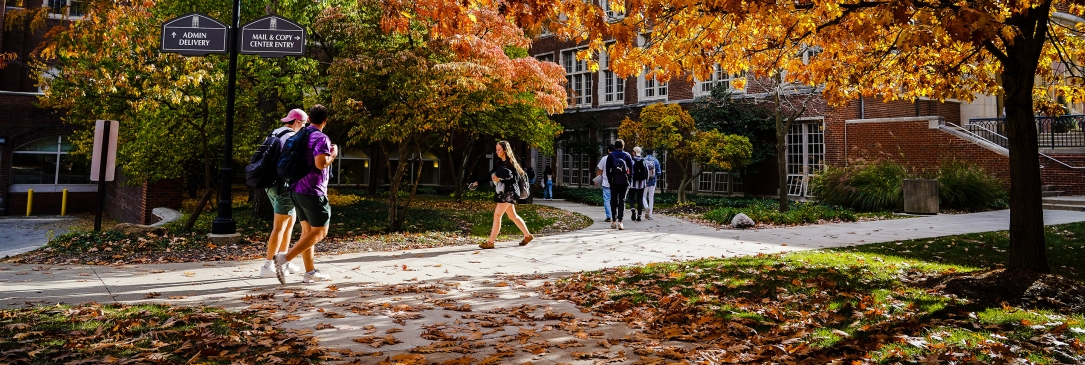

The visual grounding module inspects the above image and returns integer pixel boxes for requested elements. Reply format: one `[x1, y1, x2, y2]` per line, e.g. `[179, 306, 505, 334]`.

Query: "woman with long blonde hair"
[468, 141, 534, 249]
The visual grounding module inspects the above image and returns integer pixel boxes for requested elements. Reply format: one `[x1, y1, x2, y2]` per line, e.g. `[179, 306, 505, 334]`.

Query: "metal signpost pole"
[94, 120, 110, 232]
[210, 0, 242, 235]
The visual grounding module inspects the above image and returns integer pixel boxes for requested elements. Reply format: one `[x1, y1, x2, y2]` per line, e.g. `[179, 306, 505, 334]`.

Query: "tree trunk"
[451, 138, 476, 201]
[387, 143, 410, 231]
[1001, 5, 1051, 273]
[184, 188, 215, 230]
[775, 92, 790, 213]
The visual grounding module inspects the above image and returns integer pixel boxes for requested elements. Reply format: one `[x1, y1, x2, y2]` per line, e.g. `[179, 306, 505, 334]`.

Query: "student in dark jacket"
[469, 140, 534, 249]
[605, 139, 634, 230]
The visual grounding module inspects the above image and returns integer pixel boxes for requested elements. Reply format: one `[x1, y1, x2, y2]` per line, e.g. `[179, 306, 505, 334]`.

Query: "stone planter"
[903, 179, 939, 214]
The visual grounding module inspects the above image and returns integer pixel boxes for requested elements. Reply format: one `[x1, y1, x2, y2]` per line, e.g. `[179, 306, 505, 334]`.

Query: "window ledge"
[9, 184, 98, 193]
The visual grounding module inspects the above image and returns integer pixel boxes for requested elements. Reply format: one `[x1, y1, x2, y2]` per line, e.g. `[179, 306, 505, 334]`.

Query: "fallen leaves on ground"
[0, 302, 332, 364]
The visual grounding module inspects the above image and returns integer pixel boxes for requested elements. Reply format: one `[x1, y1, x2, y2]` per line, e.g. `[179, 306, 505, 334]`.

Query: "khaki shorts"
[291, 192, 331, 227]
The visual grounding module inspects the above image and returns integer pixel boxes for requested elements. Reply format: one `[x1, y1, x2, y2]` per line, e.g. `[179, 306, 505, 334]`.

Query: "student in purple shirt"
[274, 105, 338, 284]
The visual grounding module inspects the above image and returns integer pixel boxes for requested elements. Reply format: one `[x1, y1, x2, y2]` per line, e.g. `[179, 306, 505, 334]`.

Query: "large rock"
[731, 213, 755, 228]
[111, 223, 167, 236]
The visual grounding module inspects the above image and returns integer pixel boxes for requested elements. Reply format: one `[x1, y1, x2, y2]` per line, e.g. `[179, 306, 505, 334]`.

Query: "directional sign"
[237, 16, 305, 57]
[160, 13, 228, 56]
[238, 15, 306, 58]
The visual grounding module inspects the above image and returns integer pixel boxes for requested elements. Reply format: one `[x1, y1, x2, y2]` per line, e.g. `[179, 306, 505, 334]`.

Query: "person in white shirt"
[595, 144, 615, 222]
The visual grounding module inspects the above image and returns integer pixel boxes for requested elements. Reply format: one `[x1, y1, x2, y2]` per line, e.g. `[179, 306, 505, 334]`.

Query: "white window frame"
[598, 49, 625, 105]
[561, 47, 594, 108]
[9, 135, 95, 192]
[786, 118, 826, 197]
[640, 70, 668, 101]
[696, 170, 743, 194]
[695, 65, 744, 97]
[45, 0, 84, 19]
[602, 0, 624, 20]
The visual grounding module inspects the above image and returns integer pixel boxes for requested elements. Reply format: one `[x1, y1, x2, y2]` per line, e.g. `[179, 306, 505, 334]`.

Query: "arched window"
[332, 150, 370, 186]
[10, 136, 92, 189]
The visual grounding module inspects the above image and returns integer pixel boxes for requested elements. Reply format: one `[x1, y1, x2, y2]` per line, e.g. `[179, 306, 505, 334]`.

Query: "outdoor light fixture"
[364, 160, 369, 168]
[433, 161, 439, 168]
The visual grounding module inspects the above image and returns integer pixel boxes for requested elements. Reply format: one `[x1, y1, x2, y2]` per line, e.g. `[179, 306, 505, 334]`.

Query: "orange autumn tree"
[318, 1, 565, 230]
[381, 0, 1085, 274]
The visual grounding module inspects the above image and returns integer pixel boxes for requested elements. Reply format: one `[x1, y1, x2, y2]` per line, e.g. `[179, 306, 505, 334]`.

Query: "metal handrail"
[968, 115, 1085, 149]
[942, 121, 1009, 150]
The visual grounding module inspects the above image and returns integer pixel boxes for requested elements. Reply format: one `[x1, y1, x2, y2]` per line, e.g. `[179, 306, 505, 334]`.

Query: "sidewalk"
[3, 201, 1085, 363]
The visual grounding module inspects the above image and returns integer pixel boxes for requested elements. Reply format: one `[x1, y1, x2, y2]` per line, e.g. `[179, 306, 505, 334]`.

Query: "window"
[536, 53, 554, 64]
[387, 151, 440, 186]
[801, 46, 821, 65]
[599, 49, 624, 104]
[560, 151, 592, 186]
[47, 0, 84, 18]
[697, 170, 743, 194]
[642, 70, 667, 100]
[697, 65, 742, 96]
[332, 150, 370, 186]
[786, 120, 825, 197]
[11, 136, 92, 188]
[602, 0, 624, 20]
[562, 48, 593, 107]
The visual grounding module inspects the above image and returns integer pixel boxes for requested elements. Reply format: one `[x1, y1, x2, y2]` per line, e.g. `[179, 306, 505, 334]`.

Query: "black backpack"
[245, 129, 292, 188]
[517, 172, 531, 199]
[277, 126, 315, 183]
[632, 158, 648, 181]
[606, 153, 629, 184]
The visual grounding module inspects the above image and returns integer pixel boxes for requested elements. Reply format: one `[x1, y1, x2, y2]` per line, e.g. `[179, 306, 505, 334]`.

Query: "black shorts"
[291, 192, 331, 227]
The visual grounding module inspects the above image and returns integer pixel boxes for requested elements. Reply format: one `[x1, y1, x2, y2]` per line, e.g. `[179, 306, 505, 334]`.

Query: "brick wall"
[828, 116, 1012, 188]
[144, 178, 184, 224]
[104, 172, 147, 225]
[1039, 155, 1085, 195]
[7, 191, 97, 216]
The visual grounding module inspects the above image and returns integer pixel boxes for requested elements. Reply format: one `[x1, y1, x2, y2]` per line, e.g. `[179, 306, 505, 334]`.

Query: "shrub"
[937, 160, 1008, 211]
[809, 160, 908, 212]
[561, 187, 605, 206]
[703, 201, 857, 226]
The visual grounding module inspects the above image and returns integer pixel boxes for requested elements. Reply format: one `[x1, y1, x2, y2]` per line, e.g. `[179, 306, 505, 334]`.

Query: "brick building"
[526, 7, 1085, 199]
[1, 0, 182, 223]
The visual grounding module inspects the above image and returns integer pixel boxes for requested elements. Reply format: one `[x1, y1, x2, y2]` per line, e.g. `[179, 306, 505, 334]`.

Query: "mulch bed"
[907, 268, 1085, 313]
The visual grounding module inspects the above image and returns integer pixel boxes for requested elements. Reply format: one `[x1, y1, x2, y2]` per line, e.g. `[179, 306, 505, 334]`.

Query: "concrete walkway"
[3, 201, 1085, 363]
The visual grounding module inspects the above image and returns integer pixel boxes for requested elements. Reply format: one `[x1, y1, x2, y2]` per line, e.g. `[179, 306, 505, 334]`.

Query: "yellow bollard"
[26, 189, 33, 216]
[61, 189, 68, 216]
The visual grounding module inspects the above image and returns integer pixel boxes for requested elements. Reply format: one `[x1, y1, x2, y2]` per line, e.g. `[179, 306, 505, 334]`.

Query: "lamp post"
[209, 0, 242, 237]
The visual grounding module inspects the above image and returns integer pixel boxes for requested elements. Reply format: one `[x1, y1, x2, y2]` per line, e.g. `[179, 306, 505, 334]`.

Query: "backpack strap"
[274, 129, 292, 138]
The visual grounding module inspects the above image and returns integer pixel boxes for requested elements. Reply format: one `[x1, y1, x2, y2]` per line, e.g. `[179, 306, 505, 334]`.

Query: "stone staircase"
[1042, 196, 1085, 212]
[1042, 185, 1064, 198]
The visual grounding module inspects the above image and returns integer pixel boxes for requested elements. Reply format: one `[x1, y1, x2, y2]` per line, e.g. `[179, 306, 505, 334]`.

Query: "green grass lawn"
[544, 221, 1085, 363]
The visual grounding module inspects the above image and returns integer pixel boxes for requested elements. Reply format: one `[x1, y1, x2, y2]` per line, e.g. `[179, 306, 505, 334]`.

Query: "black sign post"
[160, 13, 228, 56]
[160, 11, 305, 238]
[239, 16, 306, 58]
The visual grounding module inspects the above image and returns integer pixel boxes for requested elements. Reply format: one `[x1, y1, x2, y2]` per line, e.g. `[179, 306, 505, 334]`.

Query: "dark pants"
[610, 184, 629, 222]
[629, 187, 644, 220]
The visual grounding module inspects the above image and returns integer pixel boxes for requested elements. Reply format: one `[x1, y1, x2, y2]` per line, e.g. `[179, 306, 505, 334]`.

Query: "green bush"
[809, 161, 908, 212]
[937, 160, 1008, 211]
[703, 201, 857, 226]
[560, 187, 606, 206]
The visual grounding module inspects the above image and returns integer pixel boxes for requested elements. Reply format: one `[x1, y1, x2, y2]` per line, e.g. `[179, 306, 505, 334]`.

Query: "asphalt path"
[0, 217, 77, 258]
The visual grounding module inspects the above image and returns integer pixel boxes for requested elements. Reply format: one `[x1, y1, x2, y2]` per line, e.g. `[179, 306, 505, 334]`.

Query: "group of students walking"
[250, 109, 655, 283]
[596, 139, 661, 230]
[253, 105, 339, 284]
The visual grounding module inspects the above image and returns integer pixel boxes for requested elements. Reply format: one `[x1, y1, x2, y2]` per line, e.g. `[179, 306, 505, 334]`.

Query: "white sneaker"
[273, 253, 288, 284]
[259, 262, 277, 278]
[610, 221, 617, 229]
[618, 222, 625, 230]
[285, 261, 302, 275]
[302, 270, 331, 283]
